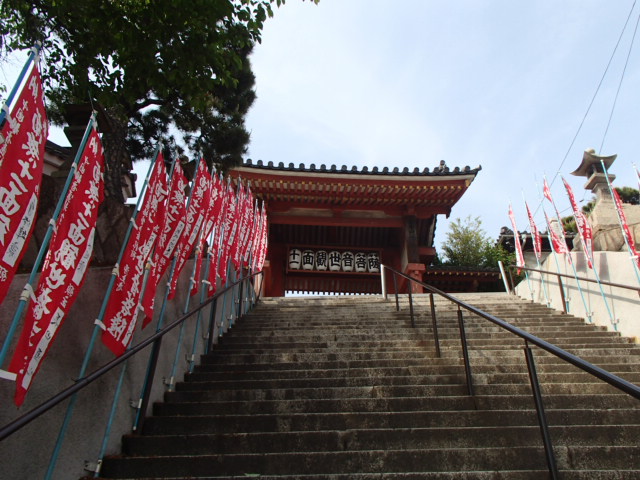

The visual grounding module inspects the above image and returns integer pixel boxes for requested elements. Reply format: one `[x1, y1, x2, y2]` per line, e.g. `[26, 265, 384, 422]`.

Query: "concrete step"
[195, 356, 640, 375]
[177, 372, 640, 391]
[141, 410, 640, 437]
[156, 394, 640, 417]
[164, 383, 637, 402]
[189, 363, 640, 382]
[101, 446, 640, 477]
[123, 424, 640, 456]
[93, 472, 640, 480]
[98, 295, 640, 479]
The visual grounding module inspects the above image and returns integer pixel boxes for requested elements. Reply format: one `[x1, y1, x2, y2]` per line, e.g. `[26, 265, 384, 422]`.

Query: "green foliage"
[616, 186, 639, 205]
[0, 0, 318, 172]
[440, 216, 514, 268]
[562, 215, 577, 233]
[561, 186, 639, 233]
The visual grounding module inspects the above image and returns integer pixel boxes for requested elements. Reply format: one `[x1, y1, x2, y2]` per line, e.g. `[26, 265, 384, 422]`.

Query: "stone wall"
[20, 175, 133, 272]
[515, 251, 639, 341]
[0, 262, 241, 480]
[589, 198, 640, 252]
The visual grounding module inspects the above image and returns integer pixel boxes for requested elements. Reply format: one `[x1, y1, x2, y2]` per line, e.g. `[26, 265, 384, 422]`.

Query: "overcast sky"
[245, 0, 640, 249]
[2, 1, 639, 253]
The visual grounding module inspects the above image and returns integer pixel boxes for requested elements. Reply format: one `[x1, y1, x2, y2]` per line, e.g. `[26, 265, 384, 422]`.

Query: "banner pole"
[563, 177, 618, 327]
[92, 357, 128, 478]
[544, 187, 593, 322]
[218, 260, 233, 338]
[0, 44, 41, 126]
[0, 114, 96, 370]
[205, 219, 228, 350]
[129, 157, 186, 431]
[163, 157, 204, 391]
[522, 196, 551, 306]
[132, 257, 177, 432]
[44, 145, 163, 480]
[188, 225, 217, 373]
[93, 251, 157, 474]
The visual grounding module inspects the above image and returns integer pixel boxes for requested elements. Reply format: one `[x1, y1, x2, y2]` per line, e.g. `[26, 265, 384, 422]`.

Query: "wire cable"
[533, 1, 638, 218]
[600, 12, 640, 153]
[548, 0, 637, 190]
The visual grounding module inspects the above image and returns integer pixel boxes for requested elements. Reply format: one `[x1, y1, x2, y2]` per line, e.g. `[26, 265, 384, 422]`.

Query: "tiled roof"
[243, 159, 481, 177]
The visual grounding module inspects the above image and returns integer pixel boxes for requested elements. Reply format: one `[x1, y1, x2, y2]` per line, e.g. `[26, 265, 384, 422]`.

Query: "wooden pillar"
[265, 244, 285, 297]
[403, 215, 420, 265]
[402, 215, 425, 293]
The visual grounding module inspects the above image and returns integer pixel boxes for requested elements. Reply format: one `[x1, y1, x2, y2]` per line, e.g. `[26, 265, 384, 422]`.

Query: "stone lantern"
[570, 148, 617, 202]
[571, 148, 631, 251]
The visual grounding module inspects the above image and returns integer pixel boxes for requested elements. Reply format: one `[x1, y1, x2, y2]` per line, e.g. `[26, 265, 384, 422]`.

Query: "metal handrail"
[381, 264, 640, 480]
[507, 264, 640, 295]
[0, 270, 263, 442]
[382, 265, 640, 396]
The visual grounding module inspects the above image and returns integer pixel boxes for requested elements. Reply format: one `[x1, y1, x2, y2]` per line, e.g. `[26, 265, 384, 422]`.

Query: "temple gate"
[230, 160, 481, 296]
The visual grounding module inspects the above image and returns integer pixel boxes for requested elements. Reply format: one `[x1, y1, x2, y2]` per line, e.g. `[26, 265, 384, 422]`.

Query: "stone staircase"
[99, 293, 640, 479]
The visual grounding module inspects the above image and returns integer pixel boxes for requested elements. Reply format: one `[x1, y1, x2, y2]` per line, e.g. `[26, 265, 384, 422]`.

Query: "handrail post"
[381, 264, 387, 300]
[205, 297, 219, 354]
[507, 267, 516, 295]
[407, 281, 415, 328]
[557, 276, 567, 314]
[524, 341, 559, 480]
[392, 272, 399, 311]
[429, 293, 441, 357]
[133, 336, 163, 433]
[237, 275, 245, 324]
[457, 305, 474, 397]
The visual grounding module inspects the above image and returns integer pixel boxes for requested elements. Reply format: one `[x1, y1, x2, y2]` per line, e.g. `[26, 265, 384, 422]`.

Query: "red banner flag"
[190, 171, 220, 297]
[563, 177, 593, 269]
[240, 200, 256, 268]
[191, 173, 225, 296]
[229, 182, 249, 270]
[543, 178, 554, 204]
[9, 127, 104, 405]
[218, 180, 240, 284]
[249, 203, 263, 271]
[258, 206, 269, 270]
[205, 175, 229, 296]
[140, 162, 188, 327]
[256, 203, 269, 270]
[544, 212, 571, 259]
[252, 203, 268, 272]
[0, 64, 48, 304]
[167, 159, 211, 300]
[101, 154, 169, 355]
[525, 202, 542, 261]
[612, 188, 640, 269]
[508, 205, 525, 273]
